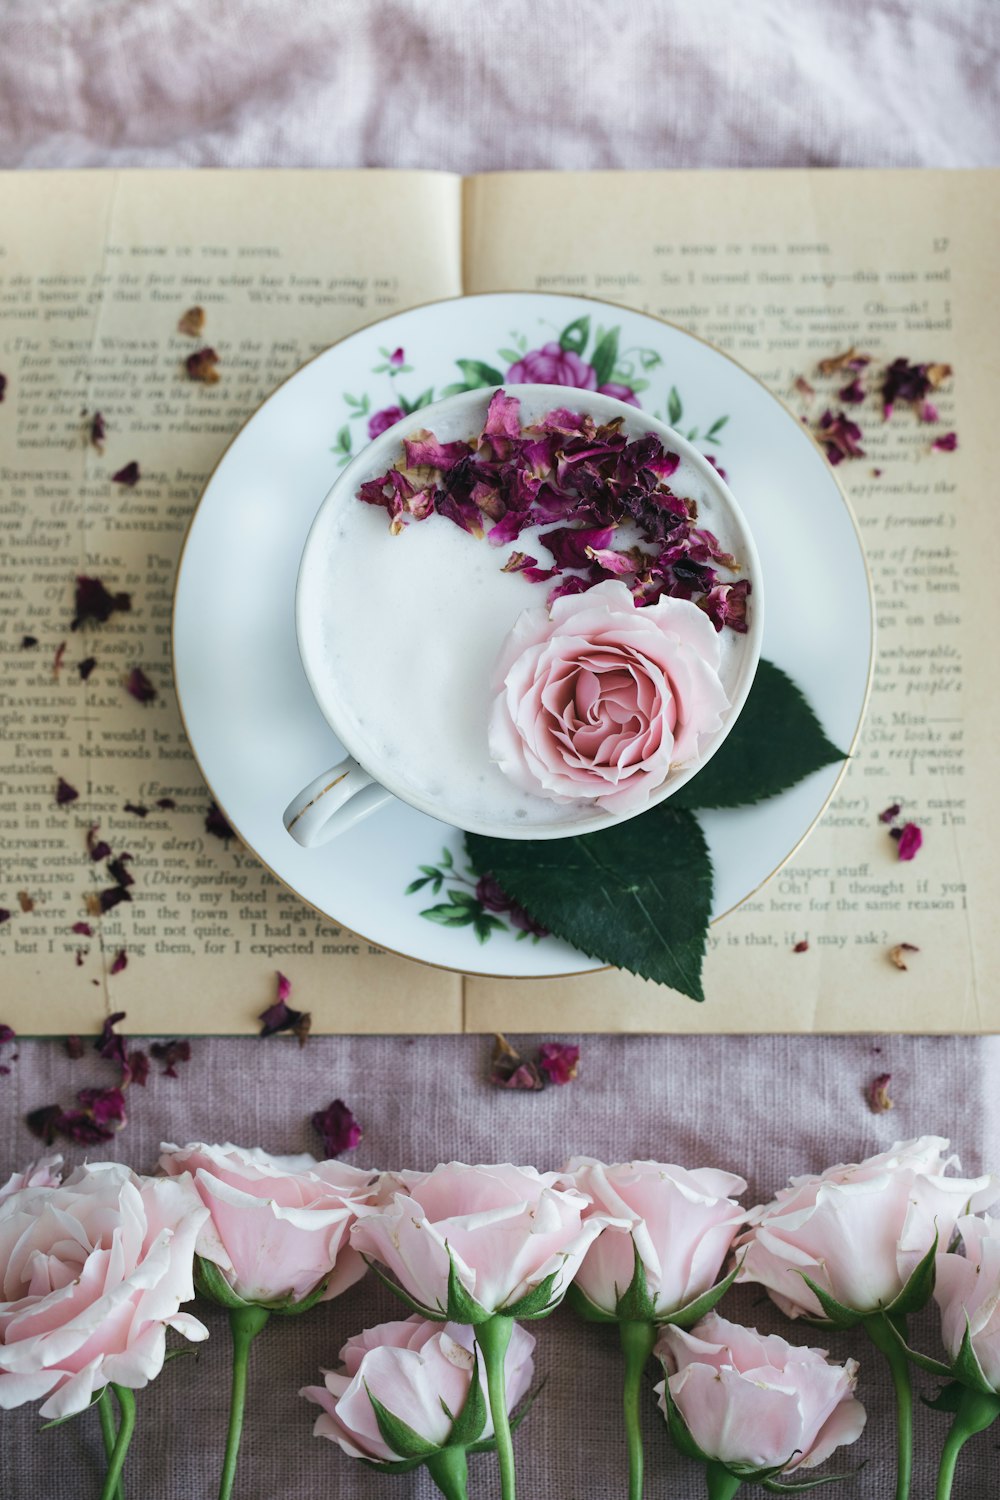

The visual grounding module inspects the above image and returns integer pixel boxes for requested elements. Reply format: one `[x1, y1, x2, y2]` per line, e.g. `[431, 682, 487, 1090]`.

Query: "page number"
[932, 237, 949, 252]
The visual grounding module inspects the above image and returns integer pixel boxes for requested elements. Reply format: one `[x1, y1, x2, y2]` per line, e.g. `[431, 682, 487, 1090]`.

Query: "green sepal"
[266, 1274, 331, 1317]
[466, 1379, 545, 1454]
[366, 1384, 442, 1461]
[795, 1272, 861, 1330]
[660, 1378, 712, 1466]
[361, 1255, 447, 1321]
[881, 1314, 952, 1379]
[613, 1240, 658, 1323]
[884, 1229, 938, 1317]
[446, 1245, 491, 1325]
[660, 1255, 744, 1330]
[446, 1355, 488, 1449]
[762, 1469, 865, 1494]
[565, 1281, 618, 1325]
[39, 1388, 104, 1430]
[194, 1253, 329, 1316]
[359, 1452, 429, 1476]
[921, 1381, 968, 1414]
[951, 1315, 997, 1396]
[501, 1267, 562, 1320]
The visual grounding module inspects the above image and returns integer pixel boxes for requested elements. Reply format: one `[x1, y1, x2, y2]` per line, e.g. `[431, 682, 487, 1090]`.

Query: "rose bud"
[302, 1314, 535, 1495]
[0, 1163, 208, 1418]
[655, 1312, 866, 1486]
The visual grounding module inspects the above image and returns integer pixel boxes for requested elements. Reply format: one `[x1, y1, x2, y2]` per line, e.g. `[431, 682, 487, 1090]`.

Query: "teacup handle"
[283, 758, 394, 846]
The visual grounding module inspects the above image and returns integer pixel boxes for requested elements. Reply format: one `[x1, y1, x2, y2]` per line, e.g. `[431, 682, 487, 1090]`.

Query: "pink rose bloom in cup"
[655, 1312, 866, 1474]
[505, 341, 597, 389]
[0, 1154, 62, 1204]
[159, 1142, 374, 1306]
[935, 1215, 1000, 1390]
[567, 1158, 747, 1319]
[350, 1162, 615, 1319]
[489, 579, 729, 813]
[736, 1136, 1000, 1320]
[302, 1314, 535, 1462]
[0, 1162, 208, 1418]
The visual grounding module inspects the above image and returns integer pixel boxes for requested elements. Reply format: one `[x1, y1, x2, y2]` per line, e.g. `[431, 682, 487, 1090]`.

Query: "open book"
[0, 168, 995, 1034]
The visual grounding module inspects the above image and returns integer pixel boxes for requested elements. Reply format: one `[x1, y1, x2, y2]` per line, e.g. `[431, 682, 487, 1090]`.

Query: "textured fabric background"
[2, 1, 1000, 1495]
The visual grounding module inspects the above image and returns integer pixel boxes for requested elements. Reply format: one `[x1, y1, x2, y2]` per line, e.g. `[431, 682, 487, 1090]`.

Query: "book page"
[462, 168, 998, 1033]
[0, 169, 464, 1034]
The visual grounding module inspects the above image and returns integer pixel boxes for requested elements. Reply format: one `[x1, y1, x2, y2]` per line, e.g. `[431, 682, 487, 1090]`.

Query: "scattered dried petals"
[16, 891, 33, 914]
[816, 408, 865, 465]
[124, 666, 157, 704]
[52, 641, 67, 680]
[77, 656, 97, 681]
[0, 1025, 15, 1047]
[490, 1033, 543, 1090]
[155, 797, 177, 810]
[89, 412, 106, 451]
[150, 1039, 191, 1078]
[258, 971, 311, 1045]
[538, 1041, 580, 1086]
[111, 461, 140, 487]
[127, 1050, 150, 1086]
[177, 306, 206, 338]
[26, 1105, 63, 1145]
[55, 776, 79, 807]
[186, 347, 221, 383]
[838, 378, 866, 405]
[76, 1086, 127, 1130]
[107, 856, 134, 889]
[932, 432, 958, 452]
[72, 575, 132, 630]
[868, 1073, 894, 1113]
[311, 1098, 362, 1158]
[86, 825, 112, 861]
[109, 949, 128, 976]
[818, 347, 872, 376]
[895, 823, 923, 862]
[88, 885, 132, 916]
[95, 1011, 129, 1069]
[793, 940, 810, 953]
[793, 375, 815, 398]
[20, 635, 38, 649]
[123, 802, 149, 818]
[888, 942, 920, 971]
[0, 910, 9, 926]
[71, 920, 94, 937]
[205, 802, 234, 840]
[918, 401, 939, 424]
[64, 1035, 84, 1060]
[879, 803, 902, 823]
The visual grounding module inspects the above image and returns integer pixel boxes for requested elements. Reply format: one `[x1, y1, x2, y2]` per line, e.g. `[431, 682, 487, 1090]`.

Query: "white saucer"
[173, 293, 873, 980]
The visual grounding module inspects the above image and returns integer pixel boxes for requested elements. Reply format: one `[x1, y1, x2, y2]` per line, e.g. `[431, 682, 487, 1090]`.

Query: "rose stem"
[933, 1387, 1000, 1500]
[704, 1462, 742, 1499]
[217, 1305, 271, 1500]
[476, 1315, 517, 1500]
[620, 1320, 657, 1500]
[426, 1445, 471, 1500]
[97, 1387, 126, 1500]
[98, 1386, 136, 1500]
[864, 1314, 913, 1500]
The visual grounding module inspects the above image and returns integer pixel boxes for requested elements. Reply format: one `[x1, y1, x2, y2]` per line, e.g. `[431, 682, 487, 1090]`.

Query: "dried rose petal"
[16, 892, 34, 914]
[89, 412, 106, 451]
[20, 635, 38, 649]
[72, 575, 132, 630]
[109, 949, 128, 976]
[150, 1039, 191, 1078]
[868, 1073, 894, 1113]
[52, 1110, 115, 1146]
[882, 357, 952, 419]
[205, 802, 234, 840]
[816, 409, 865, 465]
[89, 885, 133, 916]
[258, 971, 311, 1045]
[888, 942, 920, 971]
[77, 656, 97, 681]
[0, 374, 6, 402]
[111, 461, 140, 487]
[0, 1024, 15, 1047]
[107, 855, 134, 889]
[311, 1099, 362, 1158]
[538, 1041, 580, 1086]
[155, 797, 177, 810]
[124, 666, 157, 704]
[878, 803, 902, 823]
[818, 347, 872, 376]
[26, 1105, 63, 1145]
[186, 347, 221, 384]
[71, 920, 94, 937]
[895, 823, 923, 861]
[123, 803, 149, 819]
[52, 641, 67, 680]
[86, 825, 111, 861]
[489, 1033, 544, 1090]
[838, 378, 865, 405]
[77, 1086, 127, 1130]
[74, 950, 85, 967]
[95, 1011, 129, 1070]
[127, 1050, 150, 1086]
[55, 776, 79, 807]
[918, 401, 939, 424]
[0, 911, 10, 926]
[932, 432, 958, 452]
[64, 1035, 84, 1060]
[177, 306, 206, 338]
[793, 940, 809, 953]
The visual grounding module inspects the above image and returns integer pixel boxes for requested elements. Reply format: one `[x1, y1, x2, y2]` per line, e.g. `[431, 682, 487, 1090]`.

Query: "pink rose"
[655, 1312, 866, 1474]
[736, 1136, 1000, 1320]
[350, 1162, 615, 1319]
[302, 1314, 535, 1463]
[506, 342, 597, 389]
[567, 1158, 747, 1319]
[0, 1162, 208, 1418]
[0, 1154, 62, 1204]
[935, 1215, 1000, 1390]
[368, 404, 405, 440]
[489, 579, 729, 813]
[597, 381, 641, 407]
[159, 1142, 374, 1306]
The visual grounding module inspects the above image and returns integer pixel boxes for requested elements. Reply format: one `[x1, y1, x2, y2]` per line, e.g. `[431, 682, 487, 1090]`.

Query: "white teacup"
[284, 385, 763, 846]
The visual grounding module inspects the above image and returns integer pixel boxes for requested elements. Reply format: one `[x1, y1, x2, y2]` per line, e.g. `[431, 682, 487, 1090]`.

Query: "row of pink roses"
[1, 1137, 998, 1500]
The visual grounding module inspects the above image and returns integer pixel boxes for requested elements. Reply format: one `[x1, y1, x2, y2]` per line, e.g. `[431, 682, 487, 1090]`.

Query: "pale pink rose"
[935, 1215, 1000, 1390]
[736, 1136, 1000, 1319]
[567, 1157, 746, 1318]
[350, 1162, 617, 1317]
[0, 1162, 208, 1419]
[302, 1314, 535, 1462]
[656, 1313, 866, 1473]
[0, 1155, 63, 1204]
[489, 579, 729, 813]
[159, 1142, 375, 1306]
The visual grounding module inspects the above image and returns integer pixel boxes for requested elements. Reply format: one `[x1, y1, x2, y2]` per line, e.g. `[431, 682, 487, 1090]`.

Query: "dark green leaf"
[444, 890, 481, 910]
[440, 382, 469, 398]
[922, 1382, 968, 1414]
[671, 660, 845, 812]
[590, 327, 620, 388]
[706, 415, 730, 439]
[420, 905, 475, 927]
[467, 805, 712, 998]
[795, 1273, 860, 1330]
[667, 386, 683, 425]
[366, 1385, 440, 1460]
[885, 1229, 937, 1316]
[559, 316, 590, 356]
[686, 427, 700, 442]
[336, 424, 351, 452]
[439, 848, 454, 868]
[502, 1268, 562, 1320]
[498, 348, 521, 365]
[455, 359, 504, 389]
[405, 876, 432, 894]
[411, 388, 435, 410]
[397, 394, 414, 415]
[448, 1358, 488, 1448]
[639, 349, 663, 371]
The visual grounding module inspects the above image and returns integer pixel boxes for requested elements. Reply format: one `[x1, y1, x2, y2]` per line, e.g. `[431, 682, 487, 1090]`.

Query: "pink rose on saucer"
[489, 579, 729, 813]
[505, 342, 598, 389]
